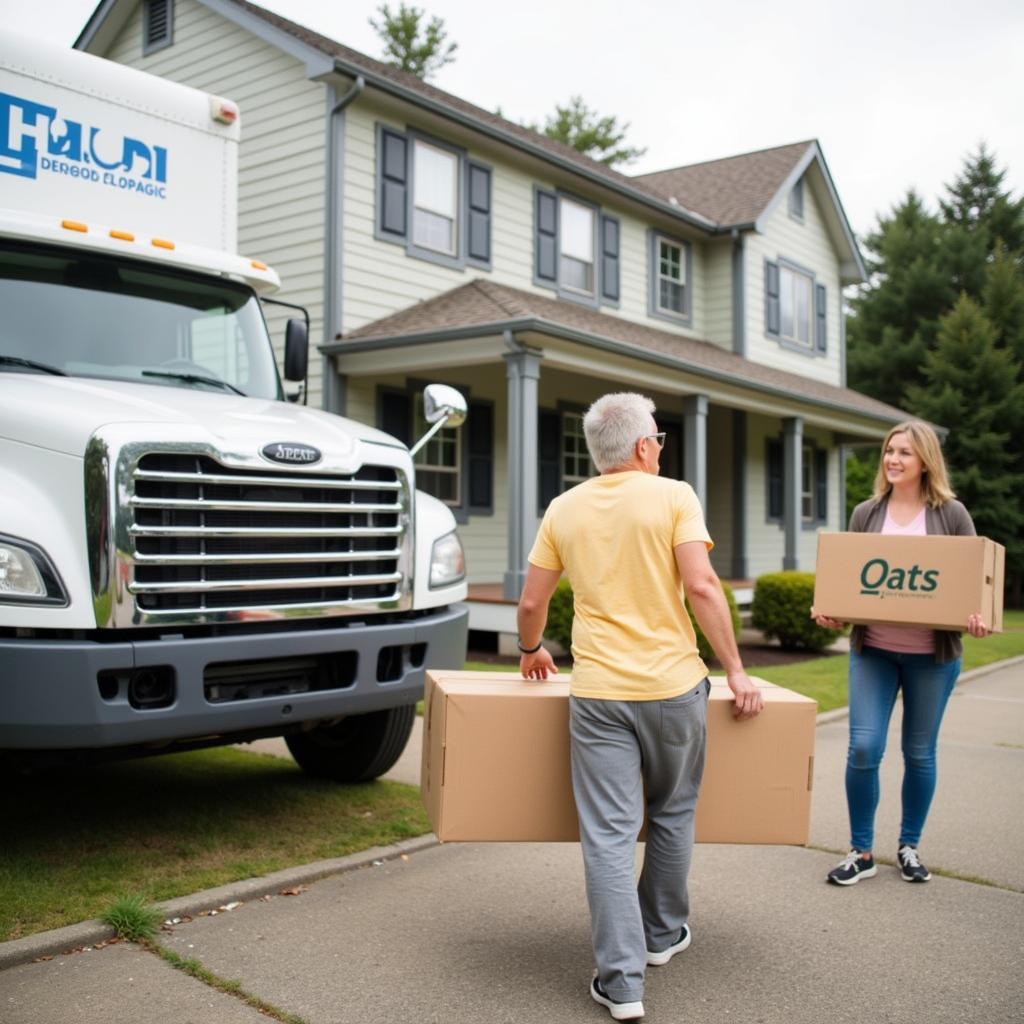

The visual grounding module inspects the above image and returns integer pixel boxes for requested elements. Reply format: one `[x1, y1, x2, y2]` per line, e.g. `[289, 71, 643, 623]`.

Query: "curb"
[0, 833, 440, 972]
[814, 652, 1024, 726]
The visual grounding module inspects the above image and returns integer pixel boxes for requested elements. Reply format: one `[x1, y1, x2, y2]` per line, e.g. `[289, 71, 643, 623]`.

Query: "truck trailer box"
[813, 533, 1004, 633]
[421, 672, 816, 844]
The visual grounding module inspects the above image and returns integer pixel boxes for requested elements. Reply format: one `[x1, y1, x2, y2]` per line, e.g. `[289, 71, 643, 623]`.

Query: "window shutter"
[466, 163, 491, 264]
[379, 129, 408, 239]
[765, 261, 780, 336]
[815, 449, 828, 520]
[815, 283, 827, 352]
[600, 215, 620, 301]
[535, 190, 557, 282]
[467, 400, 493, 511]
[379, 391, 411, 447]
[538, 409, 561, 510]
[144, 0, 172, 51]
[767, 438, 783, 519]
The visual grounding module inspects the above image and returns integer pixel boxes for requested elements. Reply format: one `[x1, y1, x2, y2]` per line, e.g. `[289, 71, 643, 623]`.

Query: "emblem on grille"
[261, 442, 322, 465]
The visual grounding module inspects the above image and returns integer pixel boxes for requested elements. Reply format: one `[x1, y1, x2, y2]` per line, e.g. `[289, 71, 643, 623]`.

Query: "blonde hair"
[871, 420, 955, 508]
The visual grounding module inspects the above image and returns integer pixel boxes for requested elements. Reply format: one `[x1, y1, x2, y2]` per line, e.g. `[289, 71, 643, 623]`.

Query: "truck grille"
[126, 453, 408, 616]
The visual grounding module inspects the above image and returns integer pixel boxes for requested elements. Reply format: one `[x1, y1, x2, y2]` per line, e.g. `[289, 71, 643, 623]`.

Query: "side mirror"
[283, 319, 308, 382]
[410, 384, 468, 458]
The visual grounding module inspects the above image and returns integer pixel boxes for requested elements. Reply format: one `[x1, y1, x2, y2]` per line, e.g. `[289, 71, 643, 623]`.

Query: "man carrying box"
[517, 391, 763, 1021]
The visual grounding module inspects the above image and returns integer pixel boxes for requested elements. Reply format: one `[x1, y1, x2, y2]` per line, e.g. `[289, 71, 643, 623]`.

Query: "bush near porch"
[751, 571, 842, 652]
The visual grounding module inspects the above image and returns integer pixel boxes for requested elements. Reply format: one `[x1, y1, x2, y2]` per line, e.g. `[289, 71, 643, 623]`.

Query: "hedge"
[750, 570, 841, 652]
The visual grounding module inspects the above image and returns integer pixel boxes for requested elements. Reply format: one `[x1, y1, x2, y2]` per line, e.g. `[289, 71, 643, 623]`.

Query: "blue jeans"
[846, 646, 960, 852]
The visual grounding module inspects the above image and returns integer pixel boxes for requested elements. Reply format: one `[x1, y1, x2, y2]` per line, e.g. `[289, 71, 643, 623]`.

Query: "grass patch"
[742, 655, 850, 714]
[100, 893, 165, 942]
[0, 746, 429, 942]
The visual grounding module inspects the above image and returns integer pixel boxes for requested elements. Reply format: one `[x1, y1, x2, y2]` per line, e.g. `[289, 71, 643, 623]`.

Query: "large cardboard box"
[421, 672, 816, 845]
[813, 533, 1004, 633]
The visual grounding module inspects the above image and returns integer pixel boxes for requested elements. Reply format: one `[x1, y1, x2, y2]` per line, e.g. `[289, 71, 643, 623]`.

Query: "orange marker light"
[152, 238, 175, 250]
[61, 220, 88, 233]
[109, 230, 135, 241]
[250, 260, 268, 270]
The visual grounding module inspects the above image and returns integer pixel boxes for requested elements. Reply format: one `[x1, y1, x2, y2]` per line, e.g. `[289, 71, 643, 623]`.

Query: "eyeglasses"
[642, 432, 666, 447]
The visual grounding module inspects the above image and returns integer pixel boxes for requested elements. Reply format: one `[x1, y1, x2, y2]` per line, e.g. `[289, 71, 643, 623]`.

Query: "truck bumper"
[0, 604, 467, 750]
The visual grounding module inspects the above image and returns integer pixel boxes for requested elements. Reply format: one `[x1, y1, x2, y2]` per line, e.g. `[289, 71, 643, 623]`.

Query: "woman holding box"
[814, 420, 990, 886]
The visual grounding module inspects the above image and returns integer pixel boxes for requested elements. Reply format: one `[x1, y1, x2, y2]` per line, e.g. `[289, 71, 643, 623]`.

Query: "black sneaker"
[590, 977, 644, 1021]
[898, 844, 932, 882]
[827, 850, 877, 885]
[646, 924, 691, 966]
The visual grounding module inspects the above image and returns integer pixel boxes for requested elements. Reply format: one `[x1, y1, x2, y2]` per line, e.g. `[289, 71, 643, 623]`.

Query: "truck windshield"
[0, 241, 281, 400]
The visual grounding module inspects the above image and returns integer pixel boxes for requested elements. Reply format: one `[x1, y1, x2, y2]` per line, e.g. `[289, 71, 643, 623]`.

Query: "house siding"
[743, 181, 843, 387]
[703, 239, 733, 350]
[104, 0, 328, 404]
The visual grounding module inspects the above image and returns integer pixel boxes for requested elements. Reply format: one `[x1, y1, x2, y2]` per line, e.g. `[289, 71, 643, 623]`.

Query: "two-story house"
[76, 0, 909, 640]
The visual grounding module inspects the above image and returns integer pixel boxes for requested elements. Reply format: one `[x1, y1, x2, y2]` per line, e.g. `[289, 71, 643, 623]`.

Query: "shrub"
[751, 571, 841, 651]
[544, 577, 575, 652]
[686, 579, 741, 663]
[542, 577, 740, 663]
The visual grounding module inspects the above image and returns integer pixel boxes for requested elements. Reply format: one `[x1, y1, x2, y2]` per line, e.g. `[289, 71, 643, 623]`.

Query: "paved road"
[2, 662, 1022, 1024]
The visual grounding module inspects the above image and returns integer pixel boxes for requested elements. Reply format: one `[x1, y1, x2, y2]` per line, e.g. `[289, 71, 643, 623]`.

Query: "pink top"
[863, 506, 936, 654]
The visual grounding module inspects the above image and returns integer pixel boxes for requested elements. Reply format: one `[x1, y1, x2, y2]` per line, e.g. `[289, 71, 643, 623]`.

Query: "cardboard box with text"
[813, 533, 1003, 633]
[421, 672, 816, 845]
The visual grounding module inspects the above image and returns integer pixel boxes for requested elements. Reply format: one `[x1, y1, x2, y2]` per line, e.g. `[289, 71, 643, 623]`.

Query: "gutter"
[319, 318, 905, 429]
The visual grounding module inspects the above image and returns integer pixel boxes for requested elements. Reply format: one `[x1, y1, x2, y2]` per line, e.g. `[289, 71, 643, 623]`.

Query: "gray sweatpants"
[569, 678, 709, 1003]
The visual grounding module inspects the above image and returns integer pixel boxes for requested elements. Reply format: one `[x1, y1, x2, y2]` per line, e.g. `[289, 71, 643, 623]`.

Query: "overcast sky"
[5, 0, 1023, 241]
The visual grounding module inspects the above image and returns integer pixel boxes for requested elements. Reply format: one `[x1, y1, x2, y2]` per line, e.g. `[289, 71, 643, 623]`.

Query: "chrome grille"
[125, 453, 409, 616]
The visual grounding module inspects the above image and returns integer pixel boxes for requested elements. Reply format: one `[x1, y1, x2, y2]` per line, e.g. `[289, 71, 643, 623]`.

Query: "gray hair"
[583, 392, 656, 472]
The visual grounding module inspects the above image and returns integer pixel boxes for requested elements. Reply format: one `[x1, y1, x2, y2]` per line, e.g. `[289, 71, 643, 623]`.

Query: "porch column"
[503, 344, 542, 600]
[683, 394, 708, 512]
[783, 416, 803, 570]
[732, 409, 748, 579]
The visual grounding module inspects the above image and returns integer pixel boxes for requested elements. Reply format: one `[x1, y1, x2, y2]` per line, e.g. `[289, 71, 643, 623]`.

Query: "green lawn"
[0, 747, 429, 943]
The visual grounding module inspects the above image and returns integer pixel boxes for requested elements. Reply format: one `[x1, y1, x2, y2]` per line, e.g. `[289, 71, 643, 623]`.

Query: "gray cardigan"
[847, 495, 976, 663]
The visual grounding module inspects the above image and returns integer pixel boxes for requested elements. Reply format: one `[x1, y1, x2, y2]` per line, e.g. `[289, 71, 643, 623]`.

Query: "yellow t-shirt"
[528, 471, 713, 701]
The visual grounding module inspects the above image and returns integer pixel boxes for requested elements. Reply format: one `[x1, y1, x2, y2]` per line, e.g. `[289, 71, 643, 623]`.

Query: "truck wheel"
[284, 704, 416, 782]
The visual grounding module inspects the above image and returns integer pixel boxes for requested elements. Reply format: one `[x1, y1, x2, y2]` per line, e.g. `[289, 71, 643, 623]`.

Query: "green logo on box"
[860, 558, 939, 597]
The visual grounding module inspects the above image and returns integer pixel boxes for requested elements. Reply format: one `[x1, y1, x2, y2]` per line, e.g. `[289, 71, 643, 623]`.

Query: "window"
[647, 231, 691, 324]
[413, 141, 458, 255]
[561, 412, 592, 487]
[766, 437, 827, 523]
[534, 189, 619, 307]
[765, 259, 827, 354]
[375, 126, 492, 270]
[378, 386, 493, 521]
[560, 199, 595, 294]
[143, 0, 173, 54]
[414, 393, 460, 505]
[789, 177, 804, 220]
[658, 238, 684, 314]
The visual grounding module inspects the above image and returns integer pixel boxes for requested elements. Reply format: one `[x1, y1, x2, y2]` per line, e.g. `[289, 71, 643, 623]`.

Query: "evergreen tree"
[846, 191, 954, 407]
[844, 448, 879, 526]
[530, 96, 646, 168]
[369, 3, 456, 80]
[906, 295, 1024, 552]
[940, 143, 1024, 257]
[982, 245, 1024, 366]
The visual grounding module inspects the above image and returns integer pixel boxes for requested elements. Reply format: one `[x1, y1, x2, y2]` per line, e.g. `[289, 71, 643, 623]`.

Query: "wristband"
[517, 637, 543, 654]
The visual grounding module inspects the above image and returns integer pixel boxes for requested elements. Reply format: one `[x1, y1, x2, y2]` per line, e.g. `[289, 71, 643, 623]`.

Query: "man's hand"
[520, 647, 558, 680]
[726, 669, 763, 720]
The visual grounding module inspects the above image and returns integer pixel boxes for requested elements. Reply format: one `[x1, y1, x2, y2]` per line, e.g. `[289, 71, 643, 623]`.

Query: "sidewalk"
[2, 662, 1021, 1024]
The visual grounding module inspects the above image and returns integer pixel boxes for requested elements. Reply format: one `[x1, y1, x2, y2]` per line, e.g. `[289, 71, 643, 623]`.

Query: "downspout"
[731, 227, 745, 358]
[322, 73, 365, 414]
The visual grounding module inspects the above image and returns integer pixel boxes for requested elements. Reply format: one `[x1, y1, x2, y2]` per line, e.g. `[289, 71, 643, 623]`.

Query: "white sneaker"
[646, 924, 691, 966]
[590, 977, 644, 1021]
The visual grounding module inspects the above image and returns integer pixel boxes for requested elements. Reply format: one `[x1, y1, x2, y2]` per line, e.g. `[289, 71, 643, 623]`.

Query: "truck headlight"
[429, 530, 465, 589]
[0, 535, 68, 605]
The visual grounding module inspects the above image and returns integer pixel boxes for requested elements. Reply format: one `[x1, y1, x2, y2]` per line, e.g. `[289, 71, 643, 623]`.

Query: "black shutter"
[815, 283, 827, 352]
[379, 129, 408, 239]
[600, 215, 620, 301]
[535, 190, 557, 282]
[538, 409, 561, 510]
[467, 400, 493, 511]
[815, 448, 828, 521]
[765, 261, 780, 336]
[144, 0, 172, 50]
[466, 163, 491, 264]
[767, 438, 784, 519]
[379, 390, 411, 447]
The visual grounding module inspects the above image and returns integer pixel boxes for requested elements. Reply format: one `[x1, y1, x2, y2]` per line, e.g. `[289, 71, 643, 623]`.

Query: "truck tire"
[284, 704, 416, 782]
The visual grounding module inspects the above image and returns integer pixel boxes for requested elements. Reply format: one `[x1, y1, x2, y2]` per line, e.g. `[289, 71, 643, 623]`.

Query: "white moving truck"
[0, 31, 468, 779]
